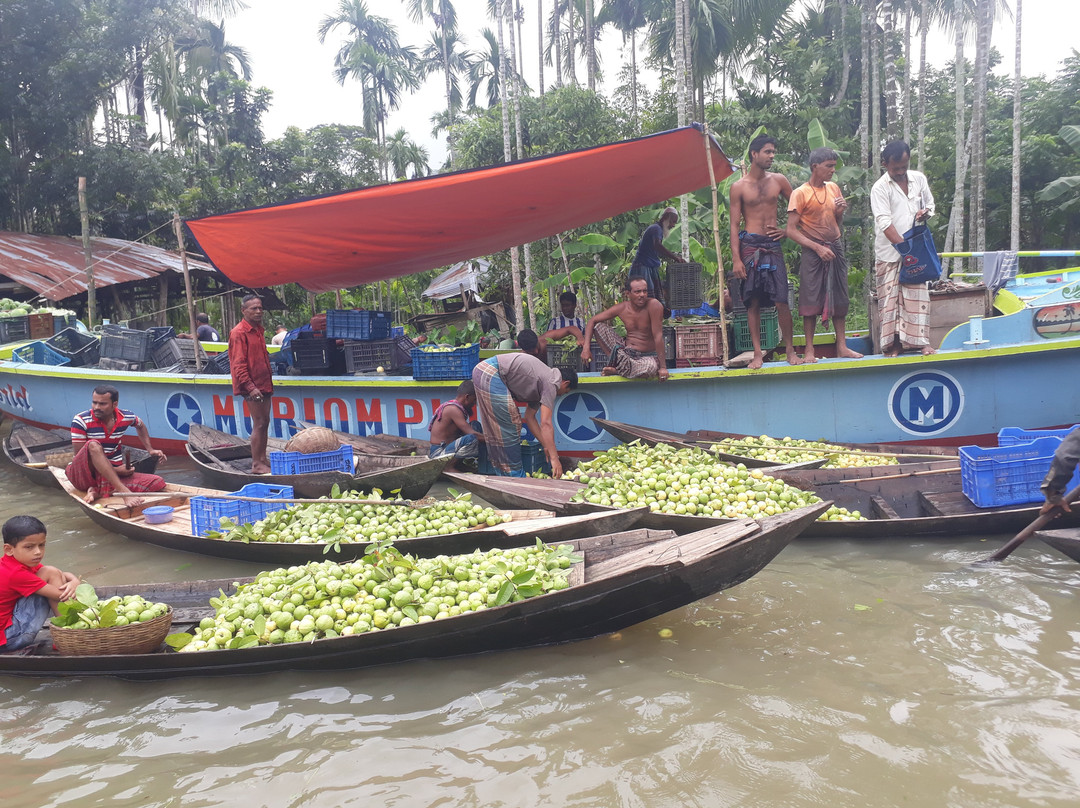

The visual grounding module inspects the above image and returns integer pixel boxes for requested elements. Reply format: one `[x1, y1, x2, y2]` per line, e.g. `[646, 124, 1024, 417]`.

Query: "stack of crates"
[673, 323, 722, 368]
[327, 309, 395, 376]
[99, 324, 154, 371]
[959, 426, 1080, 508]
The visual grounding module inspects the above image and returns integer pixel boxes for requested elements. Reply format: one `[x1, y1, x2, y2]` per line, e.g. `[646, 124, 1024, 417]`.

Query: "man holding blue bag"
[870, 140, 939, 356]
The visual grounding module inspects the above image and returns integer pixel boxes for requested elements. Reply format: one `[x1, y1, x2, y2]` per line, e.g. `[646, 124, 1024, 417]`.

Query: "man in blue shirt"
[628, 207, 684, 309]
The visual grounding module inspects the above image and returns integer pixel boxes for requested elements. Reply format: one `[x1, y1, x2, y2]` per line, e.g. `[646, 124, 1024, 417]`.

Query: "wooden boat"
[1033, 527, 1080, 562]
[593, 416, 953, 473]
[444, 468, 1080, 540]
[2, 421, 159, 488]
[0, 502, 827, 679]
[51, 467, 646, 563]
[186, 424, 447, 499]
[292, 419, 431, 456]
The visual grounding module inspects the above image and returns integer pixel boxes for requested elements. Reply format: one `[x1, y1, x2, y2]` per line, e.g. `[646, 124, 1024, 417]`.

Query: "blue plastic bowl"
[143, 505, 174, 524]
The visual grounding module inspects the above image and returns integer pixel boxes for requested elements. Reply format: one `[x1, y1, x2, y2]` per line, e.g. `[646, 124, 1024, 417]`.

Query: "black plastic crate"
[667, 262, 704, 309]
[97, 356, 150, 372]
[153, 337, 208, 369]
[343, 339, 396, 373]
[100, 324, 154, 362]
[292, 337, 334, 374]
[0, 316, 30, 343]
[546, 343, 584, 373]
[46, 327, 100, 367]
[148, 326, 176, 349]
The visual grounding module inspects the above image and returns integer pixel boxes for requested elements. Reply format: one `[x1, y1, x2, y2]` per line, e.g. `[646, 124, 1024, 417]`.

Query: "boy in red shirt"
[1, 516, 80, 653]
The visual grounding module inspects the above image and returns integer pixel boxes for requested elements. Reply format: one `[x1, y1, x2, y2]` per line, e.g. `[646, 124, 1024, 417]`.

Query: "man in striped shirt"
[65, 385, 166, 505]
[545, 291, 586, 337]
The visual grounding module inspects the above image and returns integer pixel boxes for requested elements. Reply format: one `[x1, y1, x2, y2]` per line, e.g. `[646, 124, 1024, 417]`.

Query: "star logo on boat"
[887, 371, 964, 436]
[165, 392, 203, 436]
[556, 392, 607, 442]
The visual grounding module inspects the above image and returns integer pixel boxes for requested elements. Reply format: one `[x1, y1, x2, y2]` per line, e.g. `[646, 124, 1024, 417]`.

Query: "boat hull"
[0, 504, 824, 679]
[4, 298, 1079, 455]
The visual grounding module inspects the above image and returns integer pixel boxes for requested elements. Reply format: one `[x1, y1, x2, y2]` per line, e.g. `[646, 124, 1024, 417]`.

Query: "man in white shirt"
[870, 140, 937, 356]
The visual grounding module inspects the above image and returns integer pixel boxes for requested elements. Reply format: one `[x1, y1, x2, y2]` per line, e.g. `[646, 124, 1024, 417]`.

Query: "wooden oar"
[837, 465, 960, 483]
[14, 434, 36, 463]
[699, 438, 951, 461]
[982, 483, 1080, 562]
[104, 490, 419, 507]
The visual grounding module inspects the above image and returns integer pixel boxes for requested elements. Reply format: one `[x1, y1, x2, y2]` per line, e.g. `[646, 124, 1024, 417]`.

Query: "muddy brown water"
[1, 454, 1078, 807]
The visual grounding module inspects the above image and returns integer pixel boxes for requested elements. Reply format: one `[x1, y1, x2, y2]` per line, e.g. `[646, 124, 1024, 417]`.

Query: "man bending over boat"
[472, 353, 576, 478]
[581, 277, 669, 381]
[1041, 428, 1080, 514]
[65, 385, 167, 506]
[429, 380, 485, 469]
[728, 134, 802, 369]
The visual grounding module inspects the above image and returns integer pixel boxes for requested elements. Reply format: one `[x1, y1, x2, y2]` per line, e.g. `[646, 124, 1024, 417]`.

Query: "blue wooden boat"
[2, 275, 1078, 457]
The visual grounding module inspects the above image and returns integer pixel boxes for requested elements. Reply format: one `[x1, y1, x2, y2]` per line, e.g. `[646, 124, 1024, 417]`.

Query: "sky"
[230, 0, 1076, 166]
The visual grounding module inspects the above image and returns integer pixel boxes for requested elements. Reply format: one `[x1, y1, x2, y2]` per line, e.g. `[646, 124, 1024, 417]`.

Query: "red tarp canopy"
[185, 125, 734, 293]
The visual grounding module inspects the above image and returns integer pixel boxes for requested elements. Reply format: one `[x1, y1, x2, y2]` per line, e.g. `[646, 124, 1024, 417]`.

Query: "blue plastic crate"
[997, 425, 1080, 446]
[269, 444, 354, 475]
[391, 326, 405, 337]
[52, 314, 77, 333]
[11, 340, 71, 367]
[189, 483, 295, 536]
[326, 310, 392, 341]
[410, 343, 481, 381]
[959, 436, 1080, 508]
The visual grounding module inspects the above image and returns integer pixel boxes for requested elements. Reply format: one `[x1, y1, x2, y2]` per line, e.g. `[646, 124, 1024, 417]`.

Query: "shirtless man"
[428, 380, 484, 468]
[729, 134, 802, 369]
[581, 277, 668, 381]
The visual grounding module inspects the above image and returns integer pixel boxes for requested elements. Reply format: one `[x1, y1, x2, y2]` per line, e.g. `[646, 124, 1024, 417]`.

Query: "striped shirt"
[71, 407, 142, 467]
[546, 315, 585, 333]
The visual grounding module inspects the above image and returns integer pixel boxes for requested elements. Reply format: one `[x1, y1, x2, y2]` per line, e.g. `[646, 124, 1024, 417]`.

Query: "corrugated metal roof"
[0, 231, 216, 302]
[422, 259, 491, 301]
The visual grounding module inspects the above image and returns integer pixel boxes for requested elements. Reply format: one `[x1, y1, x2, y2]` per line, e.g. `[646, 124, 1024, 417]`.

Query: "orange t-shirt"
[788, 181, 844, 243]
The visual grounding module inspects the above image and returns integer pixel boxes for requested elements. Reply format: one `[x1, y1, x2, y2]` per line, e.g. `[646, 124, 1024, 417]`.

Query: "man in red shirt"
[229, 294, 274, 474]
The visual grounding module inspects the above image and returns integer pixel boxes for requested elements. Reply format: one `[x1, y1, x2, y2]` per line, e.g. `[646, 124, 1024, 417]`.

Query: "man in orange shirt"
[787, 148, 863, 362]
[229, 294, 274, 474]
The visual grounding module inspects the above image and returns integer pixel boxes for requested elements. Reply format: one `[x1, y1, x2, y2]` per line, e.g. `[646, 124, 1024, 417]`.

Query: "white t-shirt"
[870, 169, 936, 262]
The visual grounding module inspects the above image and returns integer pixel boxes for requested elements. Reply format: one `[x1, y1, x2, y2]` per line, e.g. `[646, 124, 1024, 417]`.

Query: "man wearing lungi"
[581, 277, 669, 382]
[787, 147, 863, 363]
[728, 134, 803, 368]
[628, 206, 684, 308]
[471, 353, 577, 478]
[65, 385, 167, 506]
[870, 139, 937, 356]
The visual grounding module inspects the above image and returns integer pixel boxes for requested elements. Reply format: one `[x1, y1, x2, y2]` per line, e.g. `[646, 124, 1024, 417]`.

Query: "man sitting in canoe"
[65, 385, 167, 506]
[429, 380, 485, 469]
[581, 277, 669, 381]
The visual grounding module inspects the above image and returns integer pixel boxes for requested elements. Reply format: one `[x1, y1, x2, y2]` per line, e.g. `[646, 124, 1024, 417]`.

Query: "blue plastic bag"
[896, 225, 942, 285]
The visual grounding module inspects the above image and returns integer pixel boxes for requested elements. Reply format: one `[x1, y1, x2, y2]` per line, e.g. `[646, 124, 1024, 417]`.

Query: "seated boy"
[429, 380, 485, 468]
[1, 515, 80, 653]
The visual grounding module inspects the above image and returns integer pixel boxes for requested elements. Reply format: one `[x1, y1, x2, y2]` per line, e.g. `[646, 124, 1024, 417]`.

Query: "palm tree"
[494, 0, 524, 329]
[599, 0, 648, 131]
[882, 0, 898, 139]
[1010, 0, 1022, 250]
[466, 28, 503, 108]
[175, 19, 252, 153]
[405, 0, 461, 168]
[386, 128, 430, 179]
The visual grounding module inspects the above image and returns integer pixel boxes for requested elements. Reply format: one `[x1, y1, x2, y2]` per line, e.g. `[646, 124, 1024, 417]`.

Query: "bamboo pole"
[702, 125, 729, 365]
[173, 213, 202, 371]
[78, 177, 97, 328]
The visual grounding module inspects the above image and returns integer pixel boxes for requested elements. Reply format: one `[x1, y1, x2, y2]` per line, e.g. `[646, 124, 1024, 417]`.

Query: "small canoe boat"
[0, 501, 827, 679]
[445, 468, 1080, 540]
[291, 418, 432, 456]
[2, 420, 159, 488]
[51, 466, 646, 562]
[593, 416, 955, 473]
[1032, 527, 1080, 562]
[187, 424, 448, 499]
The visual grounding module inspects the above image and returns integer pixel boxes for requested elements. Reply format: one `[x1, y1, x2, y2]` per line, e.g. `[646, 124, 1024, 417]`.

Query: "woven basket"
[50, 608, 173, 656]
[45, 450, 74, 468]
[284, 427, 341, 454]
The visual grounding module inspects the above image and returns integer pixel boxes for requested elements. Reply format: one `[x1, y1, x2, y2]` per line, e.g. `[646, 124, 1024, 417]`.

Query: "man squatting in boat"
[428, 380, 485, 469]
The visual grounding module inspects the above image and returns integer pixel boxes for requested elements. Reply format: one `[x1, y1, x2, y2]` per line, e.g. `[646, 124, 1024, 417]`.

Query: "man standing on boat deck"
[65, 385, 167, 506]
[628, 207, 683, 310]
[728, 134, 802, 369]
[472, 353, 576, 478]
[229, 294, 274, 474]
[787, 148, 863, 363]
[1041, 429, 1080, 514]
[581, 277, 668, 381]
[870, 140, 937, 356]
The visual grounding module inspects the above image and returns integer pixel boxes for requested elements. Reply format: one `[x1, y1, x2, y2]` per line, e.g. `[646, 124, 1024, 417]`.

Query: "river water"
[1, 454, 1079, 808]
